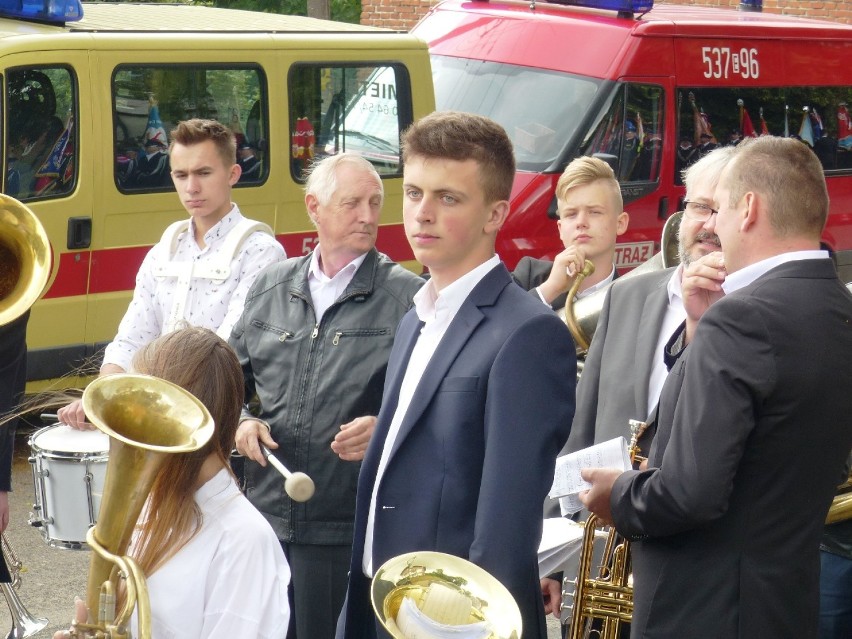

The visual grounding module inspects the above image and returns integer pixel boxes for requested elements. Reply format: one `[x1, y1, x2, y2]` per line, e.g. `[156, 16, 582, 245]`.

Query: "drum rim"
[28, 423, 109, 457]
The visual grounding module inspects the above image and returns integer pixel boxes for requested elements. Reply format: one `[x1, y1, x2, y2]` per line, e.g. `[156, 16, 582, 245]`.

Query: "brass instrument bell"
[372, 551, 521, 639]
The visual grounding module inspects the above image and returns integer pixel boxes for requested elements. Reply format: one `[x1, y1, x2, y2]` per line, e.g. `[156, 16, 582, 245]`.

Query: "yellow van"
[0, 1, 434, 389]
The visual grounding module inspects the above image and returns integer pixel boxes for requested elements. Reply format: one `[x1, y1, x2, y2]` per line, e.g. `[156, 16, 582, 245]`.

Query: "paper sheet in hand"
[537, 517, 587, 577]
[548, 437, 630, 515]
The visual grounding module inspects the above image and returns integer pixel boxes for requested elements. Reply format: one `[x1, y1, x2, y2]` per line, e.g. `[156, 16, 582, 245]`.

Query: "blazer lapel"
[385, 265, 507, 461]
[361, 311, 423, 478]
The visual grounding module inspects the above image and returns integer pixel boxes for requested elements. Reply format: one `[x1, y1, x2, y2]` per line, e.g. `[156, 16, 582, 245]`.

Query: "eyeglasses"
[682, 200, 719, 222]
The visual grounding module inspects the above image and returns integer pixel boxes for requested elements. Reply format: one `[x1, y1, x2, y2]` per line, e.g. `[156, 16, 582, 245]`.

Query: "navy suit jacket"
[337, 263, 576, 639]
[611, 259, 852, 638]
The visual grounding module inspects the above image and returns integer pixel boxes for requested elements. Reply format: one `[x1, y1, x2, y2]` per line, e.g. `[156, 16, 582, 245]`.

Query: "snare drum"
[28, 424, 109, 550]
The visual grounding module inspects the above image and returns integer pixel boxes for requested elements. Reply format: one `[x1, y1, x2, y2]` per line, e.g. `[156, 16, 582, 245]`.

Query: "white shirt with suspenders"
[102, 205, 285, 371]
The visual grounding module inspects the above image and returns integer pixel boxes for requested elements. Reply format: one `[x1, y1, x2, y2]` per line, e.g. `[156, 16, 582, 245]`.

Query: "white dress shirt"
[535, 264, 616, 305]
[131, 468, 291, 639]
[646, 265, 687, 417]
[721, 250, 829, 295]
[362, 255, 501, 577]
[103, 205, 285, 371]
[308, 246, 367, 323]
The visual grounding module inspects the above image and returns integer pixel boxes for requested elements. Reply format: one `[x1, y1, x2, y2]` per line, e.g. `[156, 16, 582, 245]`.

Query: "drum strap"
[152, 218, 273, 334]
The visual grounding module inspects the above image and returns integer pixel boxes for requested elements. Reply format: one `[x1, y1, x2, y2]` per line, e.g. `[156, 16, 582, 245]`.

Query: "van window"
[581, 83, 665, 184]
[4, 66, 77, 201]
[677, 87, 852, 174]
[431, 55, 601, 172]
[113, 65, 267, 191]
[289, 63, 412, 179]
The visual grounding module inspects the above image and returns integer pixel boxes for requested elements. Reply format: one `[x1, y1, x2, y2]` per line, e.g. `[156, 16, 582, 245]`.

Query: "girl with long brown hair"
[56, 326, 290, 638]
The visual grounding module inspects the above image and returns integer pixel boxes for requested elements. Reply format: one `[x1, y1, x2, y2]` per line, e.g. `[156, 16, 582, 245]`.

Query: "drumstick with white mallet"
[260, 444, 315, 502]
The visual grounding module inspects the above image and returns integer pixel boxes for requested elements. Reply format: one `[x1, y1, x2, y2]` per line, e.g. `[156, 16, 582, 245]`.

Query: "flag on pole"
[34, 114, 74, 196]
[143, 96, 168, 149]
[689, 91, 714, 144]
[798, 107, 814, 147]
[759, 107, 770, 136]
[784, 105, 790, 138]
[737, 99, 757, 138]
[809, 107, 824, 140]
[838, 102, 852, 151]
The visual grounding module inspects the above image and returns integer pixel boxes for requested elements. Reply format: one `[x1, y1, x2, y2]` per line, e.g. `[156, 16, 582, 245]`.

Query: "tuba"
[1, 195, 54, 638]
[371, 551, 522, 639]
[0, 194, 53, 325]
[560, 211, 682, 360]
[69, 373, 214, 639]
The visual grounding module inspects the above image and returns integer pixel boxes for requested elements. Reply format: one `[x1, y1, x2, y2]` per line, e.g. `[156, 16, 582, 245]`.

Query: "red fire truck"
[412, 0, 852, 270]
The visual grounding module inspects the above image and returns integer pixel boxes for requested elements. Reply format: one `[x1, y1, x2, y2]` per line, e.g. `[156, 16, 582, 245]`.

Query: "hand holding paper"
[578, 467, 624, 526]
[549, 437, 630, 516]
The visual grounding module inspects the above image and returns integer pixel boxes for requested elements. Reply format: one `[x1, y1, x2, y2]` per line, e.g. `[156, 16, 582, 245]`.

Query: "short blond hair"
[555, 156, 623, 216]
[726, 136, 827, 239]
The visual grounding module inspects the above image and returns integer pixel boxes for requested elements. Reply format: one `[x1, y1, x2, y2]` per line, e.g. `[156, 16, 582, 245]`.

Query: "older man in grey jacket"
[230, 153, 423, 639]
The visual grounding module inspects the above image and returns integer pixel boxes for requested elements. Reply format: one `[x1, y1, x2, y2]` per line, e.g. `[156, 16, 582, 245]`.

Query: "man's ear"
[484, 200, 510, 234]
[228, 163, 241, 187]
[741, 191, 758, 232]
[616, 211, 630, 236]
[305, 193, 320, 226]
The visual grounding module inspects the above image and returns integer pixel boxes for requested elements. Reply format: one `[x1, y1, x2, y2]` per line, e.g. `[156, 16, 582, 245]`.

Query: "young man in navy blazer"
[336, 111, 577, 639]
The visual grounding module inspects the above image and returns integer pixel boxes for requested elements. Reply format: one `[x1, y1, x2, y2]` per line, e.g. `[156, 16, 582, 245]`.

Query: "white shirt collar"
[576, 264, 616, 300]
[308, 245, 368, 284]
[721, 250, 829, 295]
[189, 203, 241, 248]
[414, 255, 500, 325]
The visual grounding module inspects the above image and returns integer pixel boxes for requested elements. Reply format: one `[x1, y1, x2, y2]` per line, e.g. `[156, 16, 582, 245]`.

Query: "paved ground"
[0, 425, 564, 638]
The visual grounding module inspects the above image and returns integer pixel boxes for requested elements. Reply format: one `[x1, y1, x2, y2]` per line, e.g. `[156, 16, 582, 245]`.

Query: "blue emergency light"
[739, 0, 763, 11]
[0, 0, 83, 23]
[558, 0, 654, 13]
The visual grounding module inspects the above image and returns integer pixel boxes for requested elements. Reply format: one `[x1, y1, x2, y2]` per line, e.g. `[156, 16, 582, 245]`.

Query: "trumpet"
[566, 419, 648, 639]
[1, 534, 48, 639]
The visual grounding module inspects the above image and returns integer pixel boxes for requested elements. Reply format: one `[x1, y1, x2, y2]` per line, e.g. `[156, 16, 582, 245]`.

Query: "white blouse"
[131, 468, 291, 638]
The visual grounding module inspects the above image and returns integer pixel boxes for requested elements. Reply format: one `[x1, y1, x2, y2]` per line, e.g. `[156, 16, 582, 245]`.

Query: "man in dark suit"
[237, 141, 261, 182]
[512, 156, 628, 310]
[581, 136, 852, 638]
[540, 146, 736, 620]
[336, 111, 576, 639]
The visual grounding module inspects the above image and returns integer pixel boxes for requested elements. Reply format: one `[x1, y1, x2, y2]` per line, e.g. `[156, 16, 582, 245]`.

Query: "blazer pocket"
[438, 376, 479, 393]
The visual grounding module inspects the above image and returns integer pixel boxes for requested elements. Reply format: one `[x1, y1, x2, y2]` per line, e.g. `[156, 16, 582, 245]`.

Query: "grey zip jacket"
[229, 248, 423, 545]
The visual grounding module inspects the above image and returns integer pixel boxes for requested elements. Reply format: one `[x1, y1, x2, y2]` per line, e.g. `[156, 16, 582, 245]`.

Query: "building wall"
[360, 0, 850, 31]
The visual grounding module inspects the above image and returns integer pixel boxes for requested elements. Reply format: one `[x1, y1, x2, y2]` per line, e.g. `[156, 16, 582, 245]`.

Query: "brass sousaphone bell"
[73, 374, 215, 639]
[0, 193, 53, 325]
[372, 551, 522, 639]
